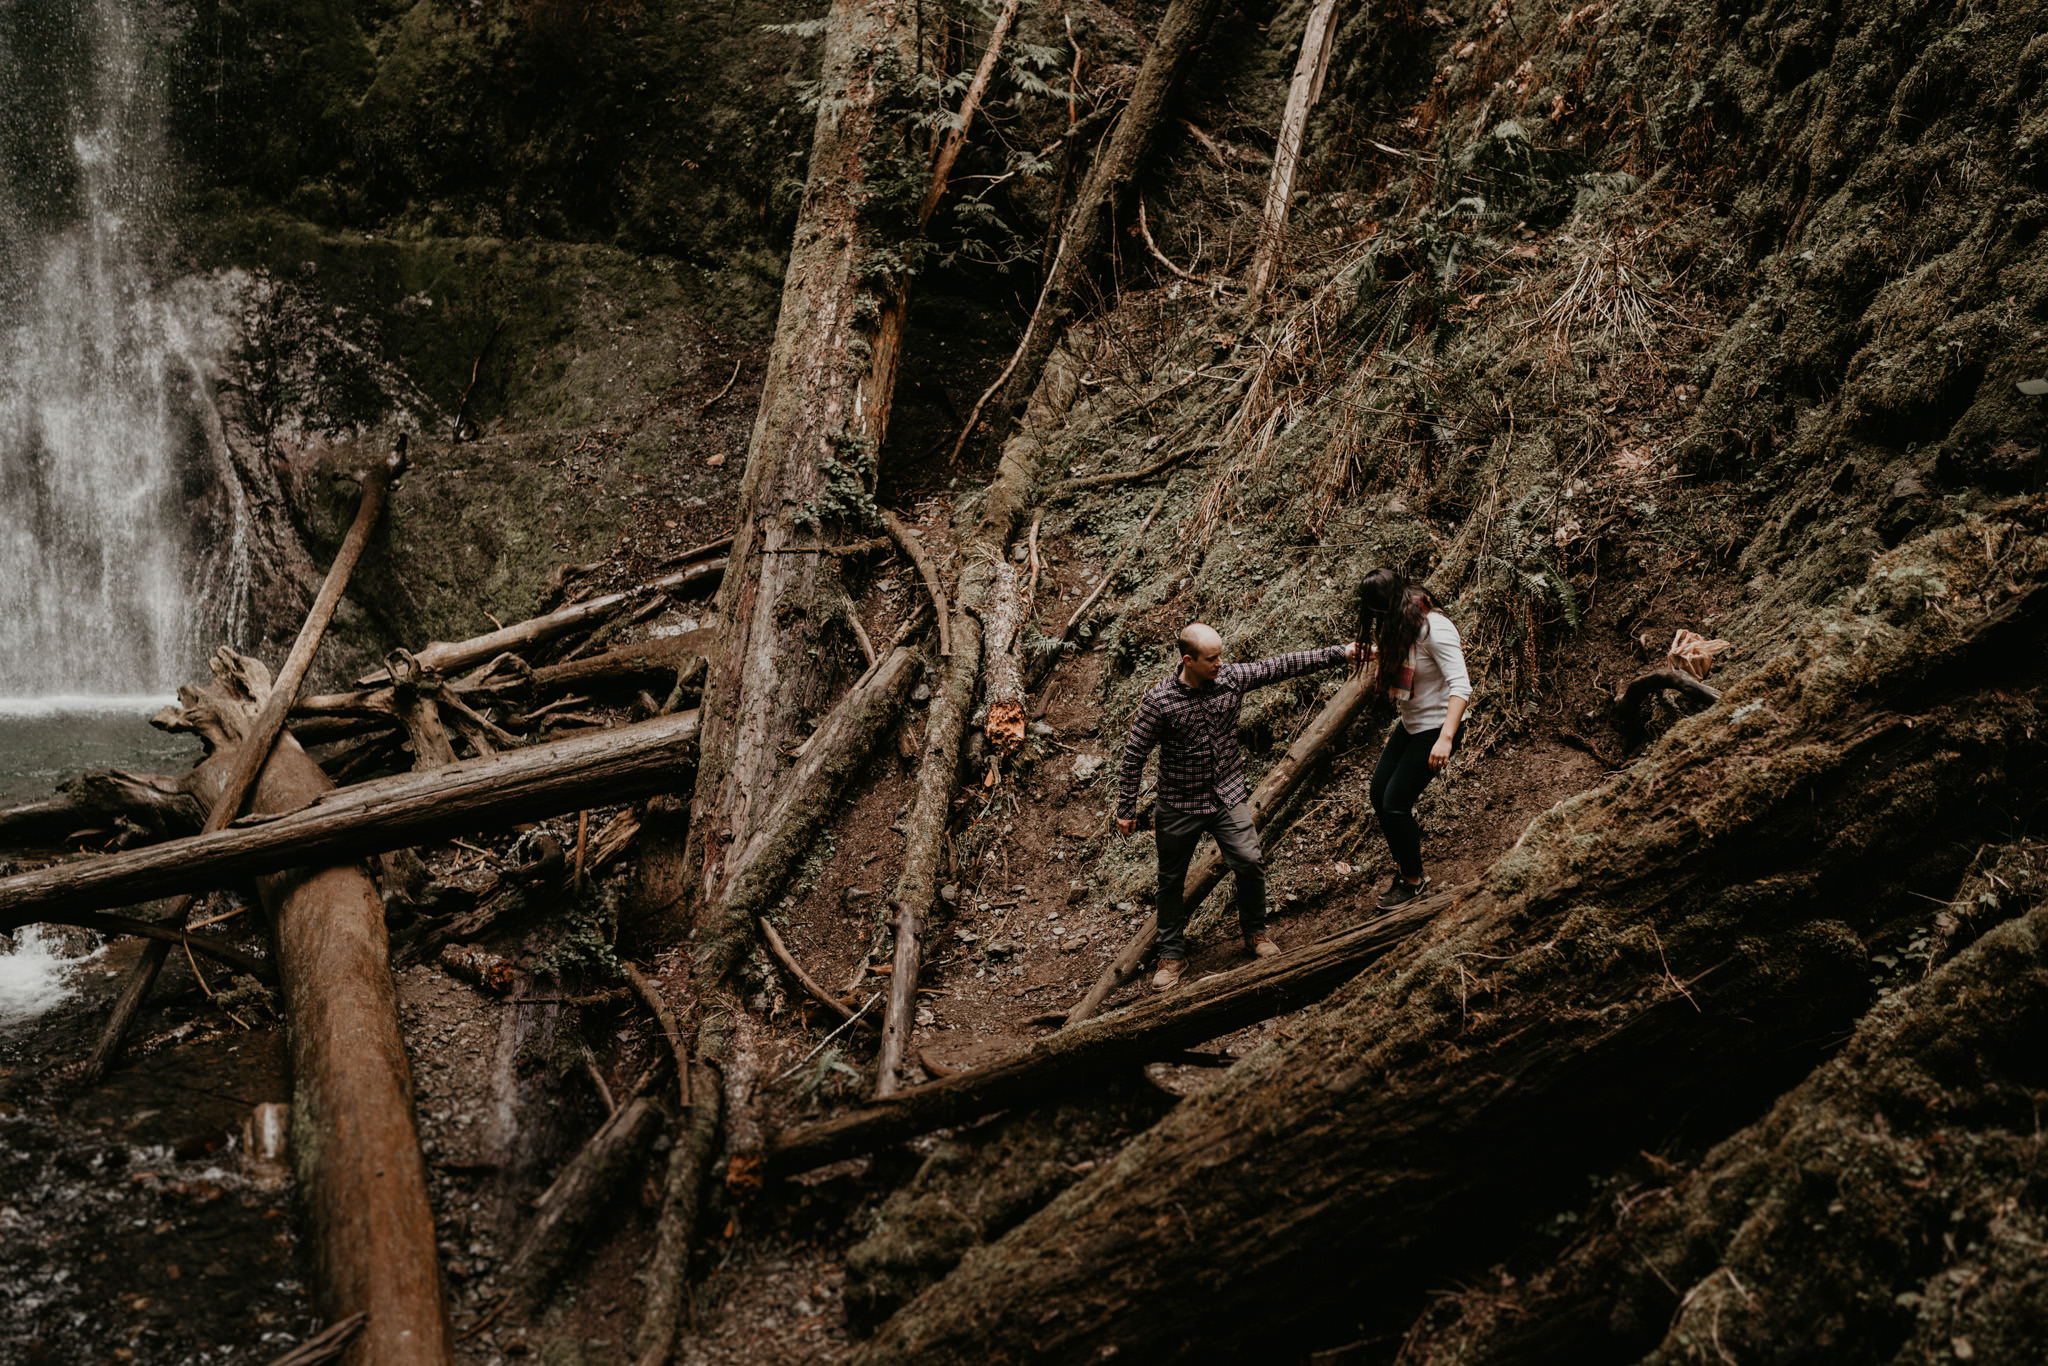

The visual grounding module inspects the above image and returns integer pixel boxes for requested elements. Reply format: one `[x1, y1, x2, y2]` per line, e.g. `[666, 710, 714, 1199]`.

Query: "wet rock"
[1070, 753, 1105, 784]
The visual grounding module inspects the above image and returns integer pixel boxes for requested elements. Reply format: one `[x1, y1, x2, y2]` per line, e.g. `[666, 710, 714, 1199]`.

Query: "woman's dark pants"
[1370, 724, 1453, 878]
[1155, 802, 1264, 961]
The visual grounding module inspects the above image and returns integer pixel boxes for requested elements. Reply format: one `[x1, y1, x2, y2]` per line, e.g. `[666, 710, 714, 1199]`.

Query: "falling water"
[0, 0, 245, 699]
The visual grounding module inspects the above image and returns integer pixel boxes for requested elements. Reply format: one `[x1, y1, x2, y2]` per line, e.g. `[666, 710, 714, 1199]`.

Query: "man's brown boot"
[1151, 957, 1186, 991]
[1247, 933, 1281, 959]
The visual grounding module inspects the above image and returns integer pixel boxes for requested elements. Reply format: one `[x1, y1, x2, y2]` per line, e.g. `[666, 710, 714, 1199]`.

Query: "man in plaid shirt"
[1117, 623, 1357, 989]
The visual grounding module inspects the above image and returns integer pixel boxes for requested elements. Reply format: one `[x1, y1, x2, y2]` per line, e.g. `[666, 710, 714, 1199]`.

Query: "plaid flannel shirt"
[1117, 645, 1348, 820]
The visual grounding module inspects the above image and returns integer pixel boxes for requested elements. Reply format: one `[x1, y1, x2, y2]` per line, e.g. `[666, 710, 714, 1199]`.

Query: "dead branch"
[883, 509, 952, 658]
[7, 909, 273, 978]
[625, 962, 692, 1110]
[919, 0, 1023, 224]
[1057, 484, 1170, 646]
[264, 1313, 368, 1366]
[762, 917, 873, 1027]
[1615, 667, 1722, 745]
[0, 770, 203, 847]
[501, 1094, 666, 1303]
[1049, 439, 1219, 502]
[1136, 198, 1208, 284]
[633, 1006, 731, 1366]
[354, 558, 725, 686]
[773, 892, 1447, 1171]
[85, 446, 404, 1084]
[698, 358, 743, 417]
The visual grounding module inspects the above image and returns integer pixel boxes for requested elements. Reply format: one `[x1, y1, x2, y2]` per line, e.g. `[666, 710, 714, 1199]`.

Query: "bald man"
[1117, 623, 1358, 989]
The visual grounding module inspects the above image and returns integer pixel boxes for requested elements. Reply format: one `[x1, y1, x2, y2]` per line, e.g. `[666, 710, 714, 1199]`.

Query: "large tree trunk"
[688, 0, 922, 913]
[851, 519, 2048, 1364]
[1395, 860, 2048, 1366]
[1242, 0, 1343, 309]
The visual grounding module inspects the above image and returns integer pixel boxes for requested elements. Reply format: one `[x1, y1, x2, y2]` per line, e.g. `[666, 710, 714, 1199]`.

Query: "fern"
[1537, 557, 1582, 629]
[761, 17, 831, 37]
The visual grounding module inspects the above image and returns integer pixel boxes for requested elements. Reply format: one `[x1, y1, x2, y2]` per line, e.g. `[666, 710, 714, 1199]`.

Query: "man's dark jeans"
[1155, 801, 1264, 961]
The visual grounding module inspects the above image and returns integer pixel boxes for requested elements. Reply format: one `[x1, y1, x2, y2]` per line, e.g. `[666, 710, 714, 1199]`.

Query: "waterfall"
[0, 0, 246, 699]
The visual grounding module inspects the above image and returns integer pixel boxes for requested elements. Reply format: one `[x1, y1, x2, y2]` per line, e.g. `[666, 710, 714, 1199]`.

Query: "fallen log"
[353, 559, 725, 686]
[3, 909, 274, 978]
[500, 1093, 665, 1303]
[1615, 666, 1722, 744]
[0, 710, 700, 926]
[186, 666, 452, 1364]
[0, 770, 203, 846]
[694, 649, 921, 986]
[774, 892, 1446, 1171]
[84, 447, 403, 1083]
[1066, 664, 1376, 1025]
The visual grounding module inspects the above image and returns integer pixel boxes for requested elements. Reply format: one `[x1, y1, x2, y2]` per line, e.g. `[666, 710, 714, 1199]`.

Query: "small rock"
[984, 940, 1014, 959]
[1029, 720, 1055, 737]
[1116, 901, 1136, 912]
[954, 929, 979, 943]
[915, 1008, 936, 1026]
[1071, 753, 1106, 784]
[911, 683, 932, 703]
[938, 883, 960, 904]
[1059, 936, 1087, 953]
[1010, 543, 1029, 562]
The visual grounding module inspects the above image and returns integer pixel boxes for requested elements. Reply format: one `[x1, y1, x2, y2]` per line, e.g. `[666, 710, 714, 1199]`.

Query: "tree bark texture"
[0, 710, 700, 925]
[851, 520, 2047, 1364]
[776, 890, 1446, 1171]
[1397, 868, 2048, 1366]
[979, 0, 1225, 447]
[689, 0, 923, 915]
[184, 675, 453, 1366]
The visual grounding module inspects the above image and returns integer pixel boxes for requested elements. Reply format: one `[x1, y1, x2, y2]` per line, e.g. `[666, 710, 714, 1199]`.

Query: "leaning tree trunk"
[851, 517, 2048, 1363]
[688, 0, 923, 912]
[973, 0, 1224, 450]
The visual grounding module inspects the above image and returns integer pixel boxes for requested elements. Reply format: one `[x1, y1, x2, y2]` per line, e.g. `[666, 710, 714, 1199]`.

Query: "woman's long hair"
[1354, 568, 1434, 695]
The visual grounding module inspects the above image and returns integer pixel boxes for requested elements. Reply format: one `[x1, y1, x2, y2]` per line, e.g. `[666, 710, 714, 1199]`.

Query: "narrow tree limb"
[1244, 0, 1343, 308]
[977, 0, 1227, 449]
[633, 1006, 731, 1366]
[694, 649, 923, 987]
[1058, 485, 1170, 645]
[1049, 440, 1218, 502]
[8, 910, 274, 979]
[876, 898, 927, 1097]
[265, 1313, 369, 1366]
[386, 649, 460, 769]
[839, 596, 879, 670]
[354, 559, 725, 686]
[1067, 665, 1375, 1025]
[774, 893, 1447, 1171]
[883, 510, 952, 658]
[0, 710, 701, 926]
[919, 0, 1023, 225]
[1136, 199, 1208, 284]
[762, 917, 873, 1027]
[625, 962, 692, 1110]
[84, 447, 404, 1084]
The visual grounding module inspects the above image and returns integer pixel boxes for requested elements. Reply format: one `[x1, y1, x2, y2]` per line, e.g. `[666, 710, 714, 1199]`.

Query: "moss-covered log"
[853, 512, 2047, 1363]
[1395, 844, 2048, 1366]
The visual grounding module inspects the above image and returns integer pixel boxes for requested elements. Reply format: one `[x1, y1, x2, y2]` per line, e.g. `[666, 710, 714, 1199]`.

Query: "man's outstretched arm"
[1115, 696, 1164, 834]
[1227, 642, 1354, 691]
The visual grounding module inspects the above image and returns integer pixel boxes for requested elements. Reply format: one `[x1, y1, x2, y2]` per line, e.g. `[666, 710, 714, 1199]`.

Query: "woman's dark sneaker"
[1377, 876, 1430, 910]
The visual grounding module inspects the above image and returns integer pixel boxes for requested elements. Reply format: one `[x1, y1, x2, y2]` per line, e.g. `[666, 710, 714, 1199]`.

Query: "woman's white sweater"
[1398, 612, 1474, 734]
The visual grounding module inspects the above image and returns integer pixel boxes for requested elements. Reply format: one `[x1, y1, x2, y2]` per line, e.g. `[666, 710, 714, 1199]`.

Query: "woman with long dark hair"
[1355, 567, 1472, 907]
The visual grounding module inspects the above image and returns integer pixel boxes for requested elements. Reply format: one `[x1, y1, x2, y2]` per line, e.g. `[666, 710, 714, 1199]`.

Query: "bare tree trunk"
[688, 0, 923, 912]
[973, 0, 1225, 449]
[850, 550, 2047, 1364]
[1243, 0, 1343, 309]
